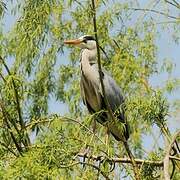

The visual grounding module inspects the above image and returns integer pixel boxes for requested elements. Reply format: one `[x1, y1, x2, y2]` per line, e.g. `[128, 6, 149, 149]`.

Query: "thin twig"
[59, 162, 80, 168]
[59, 160, 110, 179]
[0, 72, 6, 82]
[0, 140, 18, 157]
[165, 0, 180, 9]
[80, 161, 111, 180]
[25, 115, 106, 145]
[127, 7, 179, 20]
[172, 0, 179, 6]
[164, 130, 180, 180]
[91, 0, 115, 122]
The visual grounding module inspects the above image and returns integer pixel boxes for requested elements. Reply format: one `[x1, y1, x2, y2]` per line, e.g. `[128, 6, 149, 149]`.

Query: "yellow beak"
[64, 39, 82, 45]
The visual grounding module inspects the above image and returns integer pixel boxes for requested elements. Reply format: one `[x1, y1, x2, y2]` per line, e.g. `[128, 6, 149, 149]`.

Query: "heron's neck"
[81, 48, 97, 66]
[80, 48, 99, 81]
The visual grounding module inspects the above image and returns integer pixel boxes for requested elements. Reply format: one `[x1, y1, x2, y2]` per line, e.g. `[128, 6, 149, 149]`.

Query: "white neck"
[81, 48, 97, 65]
[80, 48, 98, 80]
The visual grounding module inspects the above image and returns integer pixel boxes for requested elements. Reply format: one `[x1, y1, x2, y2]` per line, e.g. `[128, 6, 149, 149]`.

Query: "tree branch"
[0, 72, 6, 82]
[91, 0, 115, 122]
[164, 130, 180, 180]
[172, 0, 179, 6]
[80, 161, 111, 180]
[0, 56, 24, 129]
[59, 161, 110, 179]
[77, 153, 164, 167]
[25, 115, 106, 145]
[0, 101, 23, 156]
[90, 1, 141, 179]
[0, 56, 30, 148]
[0, 140, 18, 157]
[169, 155, 180, 162]
[127, 7, 179, 20]
[164, 0, 180, 9]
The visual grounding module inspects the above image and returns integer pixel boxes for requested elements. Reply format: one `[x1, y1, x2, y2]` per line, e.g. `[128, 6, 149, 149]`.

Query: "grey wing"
[101, 70, 129, 140]
[102, 72, 125, 115]
[80, 76, 94, 113]
[89, 64, 125, 119]
[80, 71, 102, 113]
[80, 64, 129, 140]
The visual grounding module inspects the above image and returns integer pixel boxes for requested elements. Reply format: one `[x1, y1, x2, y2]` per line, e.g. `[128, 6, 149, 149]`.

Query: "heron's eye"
[83, 39, 87, 43]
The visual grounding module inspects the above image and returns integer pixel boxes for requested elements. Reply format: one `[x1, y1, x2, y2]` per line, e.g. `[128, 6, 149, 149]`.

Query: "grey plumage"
[64, 35, 129, 141]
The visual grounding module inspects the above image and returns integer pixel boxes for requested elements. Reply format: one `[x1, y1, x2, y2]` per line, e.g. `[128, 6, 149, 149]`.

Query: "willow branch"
[0, 140, 18, 157]
[59, 117, 106, 144]
[159, 122, 180, 154]
[165, 0, 180, 9]
[91, 0, 115, 122]
[0, 95, 28, 150]
[90, 1, 140, 179]
[164, 130, 180, 180]
[60, 160, 110, 179]
[59, 162, 80, 168]
[0, 56, 25, 130]
[25, 115, 105, 145]
[0, 102, 23, 155]
[0, 56, 30, 148]
[0, 72, 6, 82]
[77, 153, 163, 166]
[127, 7, 179, 20]
[172, 0, 179, 6]
[169, 156, 180, 162]
[80, 161, 111, 180]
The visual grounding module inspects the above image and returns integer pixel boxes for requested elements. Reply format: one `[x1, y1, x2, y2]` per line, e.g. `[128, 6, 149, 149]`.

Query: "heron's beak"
[64, 39, 82, 45]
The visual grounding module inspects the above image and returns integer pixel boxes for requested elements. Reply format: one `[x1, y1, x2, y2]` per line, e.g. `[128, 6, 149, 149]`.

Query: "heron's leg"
[88, 119, 96, 149]
[92, 119, 97, 134]
[81, 119, 96, 153]
[105, 127, 110, 156]
[81, 119, 96, 168]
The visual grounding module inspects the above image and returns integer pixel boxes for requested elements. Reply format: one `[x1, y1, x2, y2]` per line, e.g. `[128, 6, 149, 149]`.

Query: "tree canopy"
[0, 0, 180, 179]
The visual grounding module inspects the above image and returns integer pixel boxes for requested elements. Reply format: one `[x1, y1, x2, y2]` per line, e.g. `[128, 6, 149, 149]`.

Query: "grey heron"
[64, 35, 129, 141]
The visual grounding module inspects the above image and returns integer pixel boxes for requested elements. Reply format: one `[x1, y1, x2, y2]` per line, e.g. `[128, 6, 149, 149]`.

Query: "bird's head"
[64, 35, 96, 50]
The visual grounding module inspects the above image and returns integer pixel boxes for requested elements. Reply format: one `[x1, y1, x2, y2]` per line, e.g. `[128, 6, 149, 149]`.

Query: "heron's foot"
[80, 146, 90, 156]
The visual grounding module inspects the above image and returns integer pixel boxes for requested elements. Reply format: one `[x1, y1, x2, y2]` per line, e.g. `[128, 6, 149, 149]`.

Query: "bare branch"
[90, 1, 141, 179]
[164, 0, 180, 9]
[164, 130, 180, 180]
[91, 1, 141, 178]
[127, 7, 179, 20]
[91, 0, 115, 123]
[172, 0, 180, 6]
[169, 155, 180, 162]
[77, 153, 164, 167]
